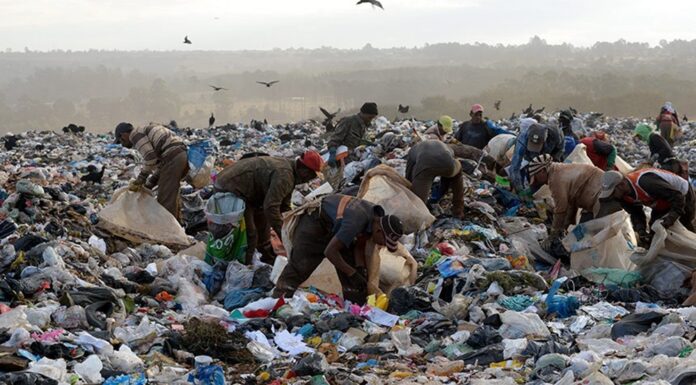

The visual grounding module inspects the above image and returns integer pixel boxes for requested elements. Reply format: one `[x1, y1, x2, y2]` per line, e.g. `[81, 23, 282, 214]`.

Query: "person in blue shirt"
[509, 123, 565, 193]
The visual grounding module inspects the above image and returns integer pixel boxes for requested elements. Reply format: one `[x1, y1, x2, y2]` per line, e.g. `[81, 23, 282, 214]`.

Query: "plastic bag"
[98, 188, 190, 248]
[74, 355, 103, 384]
[108, 345, 144, 373]
[188, 140, 216, 189]
[563, 210, 637, 271]
[220, 261, 254, 293]
[357, 165, 435, 234]
[632, 220, 696, 270]
[204, 221, 248, 265]
[499, 311, 550, 339]
[565, 143, 593, 165]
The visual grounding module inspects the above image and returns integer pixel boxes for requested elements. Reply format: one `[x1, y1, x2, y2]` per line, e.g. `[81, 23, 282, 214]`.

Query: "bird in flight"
[209, 85, 227, 91]
[184, 36, 192, 44]
[209, 113, 215, 128]
[398, 104, 410, 114]
[257, 81, 280, 88]
[494, 100, 501, 111]
[357, 0, 384, 10]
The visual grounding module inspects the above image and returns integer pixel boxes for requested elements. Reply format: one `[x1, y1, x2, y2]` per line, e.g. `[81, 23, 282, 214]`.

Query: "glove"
[328, 147, 338, 168]
[128, 179, 143, 192]
[661, 213, 679, 228]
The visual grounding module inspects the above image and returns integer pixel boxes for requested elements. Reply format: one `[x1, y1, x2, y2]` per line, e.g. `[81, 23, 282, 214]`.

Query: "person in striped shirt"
[114, 122, 188, 220]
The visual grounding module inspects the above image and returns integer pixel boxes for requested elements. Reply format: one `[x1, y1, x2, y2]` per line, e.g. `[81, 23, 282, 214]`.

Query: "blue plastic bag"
[546, 278, 579, 318]
[188, 365, 226, 385]
[188, 140, 215, 169]
[104, 373, 147, 385]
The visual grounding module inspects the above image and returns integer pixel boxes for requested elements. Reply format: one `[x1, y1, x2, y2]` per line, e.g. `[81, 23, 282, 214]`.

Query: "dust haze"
[1, 37, 696, 134]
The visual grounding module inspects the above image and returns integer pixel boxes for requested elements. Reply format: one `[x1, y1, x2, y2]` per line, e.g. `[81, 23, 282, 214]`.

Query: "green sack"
[205, 217, 248, 264]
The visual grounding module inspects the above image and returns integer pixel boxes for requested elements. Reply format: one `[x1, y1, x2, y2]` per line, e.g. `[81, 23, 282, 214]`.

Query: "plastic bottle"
[426, 360, 465, 376]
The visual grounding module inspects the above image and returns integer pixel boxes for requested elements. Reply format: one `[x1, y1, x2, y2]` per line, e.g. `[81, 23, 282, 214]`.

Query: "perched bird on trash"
[534, 106, 546, 115]
[209, 85, 227, 91]
[523, 104, 534, 116]
[3, 135, 18, 151]
[357, 0, 384, 9]
[494, 100, 501, 111]
[81, 165, 105, 184]
[398, 104, 409, 114]
[209, 113, 215, 128]
[569, 106, 578, 115]
[510, 112, 517, 120]
[257, 80, 279, 88]
[183, 36, 192, 44]
[684, 115, 689, 122]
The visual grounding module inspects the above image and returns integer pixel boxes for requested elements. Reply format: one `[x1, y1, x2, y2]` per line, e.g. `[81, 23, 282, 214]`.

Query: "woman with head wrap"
[633, 123, 687, 179]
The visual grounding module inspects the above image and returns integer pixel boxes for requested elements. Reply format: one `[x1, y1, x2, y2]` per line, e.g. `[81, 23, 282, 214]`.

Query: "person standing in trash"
[559, 110, 580, 142]
[114, 122, 188, 220]
[214, 151, 323, 264]
[527, 154, 605, 247]
[633, 123, 687, 178]
[273, 194, 404, 304]
[454, 104, 511, 149]
[598, 169, 696, 245]
[656, 102, 681, 146]
[580, 131, 617, 171]
[325, 102, 379, 189]
[405, 140, 465, 218]
[509, 123, 565, 193]
[423, 115, 454, 141]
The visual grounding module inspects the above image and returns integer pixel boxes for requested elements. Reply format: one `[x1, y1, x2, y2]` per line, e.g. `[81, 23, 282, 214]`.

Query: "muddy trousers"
[157, 150, 189, 221]
[244, 206, 276, 265]
[273, 211, 367, 304]
[410, 167, 464, 216]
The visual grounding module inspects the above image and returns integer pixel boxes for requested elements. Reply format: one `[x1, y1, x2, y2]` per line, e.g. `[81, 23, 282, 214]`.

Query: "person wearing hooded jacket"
[214, 151, 324, 264]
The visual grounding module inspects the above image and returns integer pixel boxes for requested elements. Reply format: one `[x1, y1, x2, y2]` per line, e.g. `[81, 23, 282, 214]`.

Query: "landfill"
[2, 112, 696, 385]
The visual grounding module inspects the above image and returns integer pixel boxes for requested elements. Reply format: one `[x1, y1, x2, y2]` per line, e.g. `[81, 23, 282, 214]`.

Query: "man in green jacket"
[214, 151, 323, 264]
[325, 102, 379, 189]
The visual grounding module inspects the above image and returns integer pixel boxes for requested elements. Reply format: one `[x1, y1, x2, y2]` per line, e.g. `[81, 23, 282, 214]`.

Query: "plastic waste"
[188, 364, 226, 385]
[611, 311, 665, 339]
[103, 373, 148, 385]
[499, 311, 550, 338]
[293, 353, 329, 376]
[391, 327, 423, 356]
[546, 278, 579, 318]
[425, 360, 465, 376]
[74, 355, 103, 384]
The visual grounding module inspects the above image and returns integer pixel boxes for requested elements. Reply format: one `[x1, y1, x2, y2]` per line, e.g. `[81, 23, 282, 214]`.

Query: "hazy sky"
[2, 0, 696, 51]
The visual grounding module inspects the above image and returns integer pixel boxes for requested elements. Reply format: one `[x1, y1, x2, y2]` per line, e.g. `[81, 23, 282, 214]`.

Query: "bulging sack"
[357, 165, 435, 234]
[188, 140, 215, 189]
[98, 188, 191, 248]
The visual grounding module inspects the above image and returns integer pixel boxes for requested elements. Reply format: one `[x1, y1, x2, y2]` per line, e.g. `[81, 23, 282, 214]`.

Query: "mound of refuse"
[1, 113, 696, 385]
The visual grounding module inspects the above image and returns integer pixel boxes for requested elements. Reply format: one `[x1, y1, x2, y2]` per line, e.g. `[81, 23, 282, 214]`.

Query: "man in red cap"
[214, 151, 323, 264]
[455, 103, 510, 149]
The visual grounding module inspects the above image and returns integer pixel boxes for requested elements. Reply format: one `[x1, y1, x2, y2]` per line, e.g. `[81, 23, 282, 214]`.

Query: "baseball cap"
[438, 115, 454, 134]
[599, 171, 625, 199]
[526, 124, 547, 153]
[380, 215, 404, 252]
[299, 150, 323, 172]
[471, 104, 484, 114]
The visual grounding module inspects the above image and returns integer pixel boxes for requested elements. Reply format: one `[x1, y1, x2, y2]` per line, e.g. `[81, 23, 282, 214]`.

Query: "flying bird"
[257, 80, 279, 88]
[319, 107, 341, 131]
[183, 36, 192, 44]
[398, 104, 410, 114]
[209, 113, 215, 128]
[357, 0, 384, 10]
[494, 100, 501, 111]
[209, 85, 227, 91]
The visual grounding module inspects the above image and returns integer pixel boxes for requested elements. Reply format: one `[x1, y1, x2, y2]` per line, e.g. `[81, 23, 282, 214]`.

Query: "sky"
[1, 0, 696, 51]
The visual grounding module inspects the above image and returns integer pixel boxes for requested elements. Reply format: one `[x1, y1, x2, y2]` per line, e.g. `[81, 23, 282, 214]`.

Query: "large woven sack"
[357, 165, 435, 234]
[98, 188, 191, 248]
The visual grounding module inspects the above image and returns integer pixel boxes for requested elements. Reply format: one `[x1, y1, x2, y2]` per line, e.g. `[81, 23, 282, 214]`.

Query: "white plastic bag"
[98, 188, 191, 248]
[563, 210, 637, 271]
[74, 355, 103, 384]
[358, 165, 435, 234]
[499, 311, 550, 339]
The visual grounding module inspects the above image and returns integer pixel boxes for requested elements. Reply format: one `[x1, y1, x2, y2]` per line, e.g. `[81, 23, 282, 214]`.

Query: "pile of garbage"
[1, 114, 696, 385]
